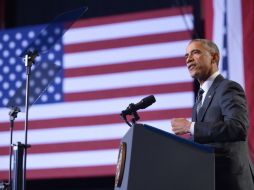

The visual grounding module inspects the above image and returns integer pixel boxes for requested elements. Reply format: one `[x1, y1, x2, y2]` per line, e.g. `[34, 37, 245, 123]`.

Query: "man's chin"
[189, 71, 198, 79]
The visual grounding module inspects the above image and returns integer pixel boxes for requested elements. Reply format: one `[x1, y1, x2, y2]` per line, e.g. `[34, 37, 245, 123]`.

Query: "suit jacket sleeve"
[194, 81, 249, 144]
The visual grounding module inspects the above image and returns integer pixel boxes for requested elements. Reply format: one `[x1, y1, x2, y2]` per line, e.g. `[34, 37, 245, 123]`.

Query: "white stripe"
[0, 123, 128, 147]
[227, 0, 244, 87]
[0, 120, 174, 146]
[64, 15, 193, 44]
[0, 92, 193, 122]
[64, 40, 189, 68]
[0, 149, 118, 170]
[0, 119, 191, 170]
[212, 0, 225, 59]
[64, 67, 191, 93]
[212, 0, 244, 87]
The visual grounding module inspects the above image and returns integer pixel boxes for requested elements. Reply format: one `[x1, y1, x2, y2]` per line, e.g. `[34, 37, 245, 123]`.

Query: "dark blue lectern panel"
[115, 124, 215, 190]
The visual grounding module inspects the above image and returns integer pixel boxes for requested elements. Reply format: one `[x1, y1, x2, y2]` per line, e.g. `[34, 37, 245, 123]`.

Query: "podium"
[114, 124, 215, 190]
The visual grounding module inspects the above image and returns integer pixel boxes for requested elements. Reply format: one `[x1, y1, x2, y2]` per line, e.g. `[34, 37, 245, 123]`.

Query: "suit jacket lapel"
[197, 74, 224, 121]
[192, 102, 198, 121]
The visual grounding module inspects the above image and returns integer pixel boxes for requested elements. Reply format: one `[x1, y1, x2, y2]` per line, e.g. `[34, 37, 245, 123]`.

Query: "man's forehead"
[186, 41, 204, 52]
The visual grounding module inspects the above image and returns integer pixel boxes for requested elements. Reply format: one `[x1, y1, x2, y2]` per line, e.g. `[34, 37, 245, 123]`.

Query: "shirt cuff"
[190, 122, 195, 135]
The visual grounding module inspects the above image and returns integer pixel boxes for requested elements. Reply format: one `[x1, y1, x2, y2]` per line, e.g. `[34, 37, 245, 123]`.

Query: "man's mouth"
[188, 63, 196, 71]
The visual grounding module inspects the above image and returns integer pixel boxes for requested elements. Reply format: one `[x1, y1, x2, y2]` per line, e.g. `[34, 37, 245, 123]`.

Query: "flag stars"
[21, 40, 29, 47]
[35, 56, 42, 62]
[9, 73, 16, 81]
[9, 89, 15, 97]
[54, 93, 61, 101]
[29, 96, 35, 104]
[41, 30, 48, 36]
[35, 87, 41, 94]
[3, 34, 10, 42]
[42, 78, 48, 85]
[15, 33, 22, 40]
[48, 85, 55, 93]
[28, 31, 35, 39]
[48, 69, 55, 77]
[35, 71, 42, 78]
[35, 39, 41, 45]
[30, 79, 35, 87]
[41, 45, 47, 52]
[22, 73, 26, 80]
[54, 76, 61, 84]
[48, 37, 54, 44]
[9, 41, 16, 49]
[2, 98, 8, 106]
[41, 94, 48, 102]
[9, 57, 16, 65]
[55, 60, 61, 66]
[15, 49, 22, 56]
[15, 97, 21, 105]
[3, 66, 10, 74]
[48, 53, 55, 60]
[54, 28, 61, 35]
[3, 50, 10, 58]
[42, 62, 48, 69]
[15, 80, 22, 88]
[54, 44, 61, 51]
[15, 65, 23, 72]
[3, 82, 10, 90]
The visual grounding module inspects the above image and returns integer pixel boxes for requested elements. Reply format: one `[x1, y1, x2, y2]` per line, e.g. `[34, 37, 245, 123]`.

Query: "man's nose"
[186, 54, 193, 64]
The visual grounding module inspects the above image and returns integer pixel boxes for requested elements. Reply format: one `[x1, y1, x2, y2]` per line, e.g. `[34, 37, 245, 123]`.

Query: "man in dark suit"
[171, 39, 254, 190]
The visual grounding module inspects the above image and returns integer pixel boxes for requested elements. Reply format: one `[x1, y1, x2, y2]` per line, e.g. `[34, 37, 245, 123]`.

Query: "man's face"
[185, 41, 217, 84]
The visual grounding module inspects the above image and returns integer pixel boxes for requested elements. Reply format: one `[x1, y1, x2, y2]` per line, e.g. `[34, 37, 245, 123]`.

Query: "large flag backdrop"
[203, 0, 254, 163]
[0, 7, 194, 179]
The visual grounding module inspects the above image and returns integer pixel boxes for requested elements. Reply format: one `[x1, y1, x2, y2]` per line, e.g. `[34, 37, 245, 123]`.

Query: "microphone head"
[120, 95, 156, 117]
[138, 95, 156, 109]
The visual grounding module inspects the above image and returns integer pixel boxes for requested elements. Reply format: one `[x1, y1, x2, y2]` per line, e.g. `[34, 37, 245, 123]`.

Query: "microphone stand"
[120, 103, 140, 127]
[9, 107, 20, 189]
[22, 51, 37, 190]
[0, 107, 20, 190]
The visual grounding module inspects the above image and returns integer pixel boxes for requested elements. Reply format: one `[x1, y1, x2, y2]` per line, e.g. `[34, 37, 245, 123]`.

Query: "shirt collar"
[200, 70, 220, 92]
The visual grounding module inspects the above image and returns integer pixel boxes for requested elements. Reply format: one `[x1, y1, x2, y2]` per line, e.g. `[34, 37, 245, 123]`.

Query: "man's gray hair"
[190, 39, 220, 55]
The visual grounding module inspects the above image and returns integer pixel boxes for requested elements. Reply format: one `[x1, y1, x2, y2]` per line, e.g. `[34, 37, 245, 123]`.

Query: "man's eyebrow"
[185, 49, 201, 57]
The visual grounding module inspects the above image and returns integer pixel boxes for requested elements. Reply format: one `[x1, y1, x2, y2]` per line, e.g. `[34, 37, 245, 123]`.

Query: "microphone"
[121, 95, 156, 116]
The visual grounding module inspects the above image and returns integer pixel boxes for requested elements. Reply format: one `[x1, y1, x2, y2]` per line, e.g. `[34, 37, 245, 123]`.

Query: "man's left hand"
[171, 118, 191, 135]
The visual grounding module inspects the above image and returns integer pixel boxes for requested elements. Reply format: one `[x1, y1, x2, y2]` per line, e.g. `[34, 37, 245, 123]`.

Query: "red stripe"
[65, 82, 193, 102]
[242, 0, 254, 164]
[64, 57, 186, 78]
[64, 31, 191, 53]
[0, 165, 116, 180]
[203, 0, 214, 40]
[0, 108, 192, 131]
[71, 7, 192, 28]
[1, 139, 120, 155]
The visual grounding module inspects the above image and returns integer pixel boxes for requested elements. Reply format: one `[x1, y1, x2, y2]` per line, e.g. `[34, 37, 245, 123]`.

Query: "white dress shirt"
[190, 70, 220, 134]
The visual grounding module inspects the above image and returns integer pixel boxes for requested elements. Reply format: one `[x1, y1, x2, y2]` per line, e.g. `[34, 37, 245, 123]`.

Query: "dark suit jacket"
[192, 74, 254, 190]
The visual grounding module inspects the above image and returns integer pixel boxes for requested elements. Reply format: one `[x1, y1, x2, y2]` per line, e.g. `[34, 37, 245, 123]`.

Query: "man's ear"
[212, 52, 220, 65]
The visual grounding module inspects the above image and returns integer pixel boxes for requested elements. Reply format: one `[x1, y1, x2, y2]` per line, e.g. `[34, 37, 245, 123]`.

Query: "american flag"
[0, 7, 194, 179]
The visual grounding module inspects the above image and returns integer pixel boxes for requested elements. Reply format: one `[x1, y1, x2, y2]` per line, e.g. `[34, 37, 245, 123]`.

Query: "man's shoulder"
[218, 77, 244, 92]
